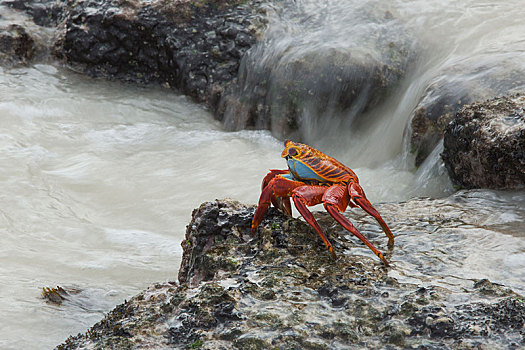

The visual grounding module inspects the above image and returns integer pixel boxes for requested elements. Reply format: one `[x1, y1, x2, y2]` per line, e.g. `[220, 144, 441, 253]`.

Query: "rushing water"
[1, 0, 525, 348]
[0, 65, 284, 349]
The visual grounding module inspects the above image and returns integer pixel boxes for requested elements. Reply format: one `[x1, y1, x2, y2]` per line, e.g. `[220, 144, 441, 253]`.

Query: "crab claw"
[261, 169, 292, 216]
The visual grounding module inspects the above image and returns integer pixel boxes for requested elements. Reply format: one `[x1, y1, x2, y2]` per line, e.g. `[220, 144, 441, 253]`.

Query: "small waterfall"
[219, 0, 415, 157]
[219, 0, 525, 190]
[410, 140, 454, 198]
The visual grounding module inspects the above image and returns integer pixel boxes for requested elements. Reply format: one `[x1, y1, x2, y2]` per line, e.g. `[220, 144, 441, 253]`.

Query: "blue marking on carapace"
[280, 172, 296, 181]
[287, 158, 324, 182]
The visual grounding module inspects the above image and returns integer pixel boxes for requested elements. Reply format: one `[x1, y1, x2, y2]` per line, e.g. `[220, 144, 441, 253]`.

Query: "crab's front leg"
[348, 182, 394, 246]
[291, 185, 336, 259]
[323, 184, 390, 266]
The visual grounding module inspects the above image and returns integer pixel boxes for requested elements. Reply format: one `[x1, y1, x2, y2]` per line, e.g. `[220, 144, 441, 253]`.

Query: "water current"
[1, 0, 524, 348]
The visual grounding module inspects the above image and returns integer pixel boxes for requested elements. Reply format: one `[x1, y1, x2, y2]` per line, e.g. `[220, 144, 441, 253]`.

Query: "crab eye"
[288, 148, 298, 157]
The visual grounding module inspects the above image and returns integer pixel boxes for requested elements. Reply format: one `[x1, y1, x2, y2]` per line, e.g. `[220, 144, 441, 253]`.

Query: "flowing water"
[1, 0, 524, 348]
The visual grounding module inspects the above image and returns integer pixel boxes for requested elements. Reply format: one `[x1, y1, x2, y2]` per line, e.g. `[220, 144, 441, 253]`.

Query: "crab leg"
[348, 182, 395, 246]
[323, 184, 390, 266]
[325, 205, 390, 266]
[292, 185, 336, 259]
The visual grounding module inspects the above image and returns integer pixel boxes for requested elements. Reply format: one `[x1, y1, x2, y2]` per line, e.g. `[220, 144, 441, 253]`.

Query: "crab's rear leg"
[323, 184, 390, 266]
[291, 185, 336, 259]
[349, 182, 394, 247]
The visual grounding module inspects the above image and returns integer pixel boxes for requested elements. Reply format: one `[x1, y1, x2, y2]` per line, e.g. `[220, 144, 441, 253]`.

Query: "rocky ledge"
[0, 0, 268, 108]
[407, 53, 525, 167]
[58, 198, 525, 349]
[442, 94, 525, 189]
[53, 0, 267, 110]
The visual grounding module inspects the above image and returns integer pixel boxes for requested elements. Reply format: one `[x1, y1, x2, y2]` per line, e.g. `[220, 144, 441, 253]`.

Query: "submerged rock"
[57, 197, 525, 349]
[409, 54, 525, 166]
[54, 0, 267, 108]
[441, 94, 525, 189]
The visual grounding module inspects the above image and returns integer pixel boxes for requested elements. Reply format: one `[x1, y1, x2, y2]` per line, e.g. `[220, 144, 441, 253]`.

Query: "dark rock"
[1, 0, 65, 27]
[54, 0, 268, 108]
[442, 94, 525, 189]
[57, 198, 525, 349]
[409, 54, 525, 166]
[0, 24, 35, 66]
[0, 0, 66, 66]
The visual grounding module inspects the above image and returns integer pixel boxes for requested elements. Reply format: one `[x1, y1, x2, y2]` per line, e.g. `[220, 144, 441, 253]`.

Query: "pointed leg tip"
[378, 253, 390, 267]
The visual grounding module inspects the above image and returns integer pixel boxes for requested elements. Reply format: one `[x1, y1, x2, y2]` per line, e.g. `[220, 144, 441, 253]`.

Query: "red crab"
[251, 140, 394, 266]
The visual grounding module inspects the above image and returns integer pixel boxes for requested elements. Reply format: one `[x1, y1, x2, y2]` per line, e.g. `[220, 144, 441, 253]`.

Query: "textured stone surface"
[54, 0, 267, 109]
[0, 24, 35, 66]
[57, 198, 525, 349]
[409, 54, 525, 166]
[442, 94, 525, 189]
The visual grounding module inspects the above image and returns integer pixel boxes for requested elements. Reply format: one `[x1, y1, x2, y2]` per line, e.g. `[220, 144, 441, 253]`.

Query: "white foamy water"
[0, 65, 287, 349]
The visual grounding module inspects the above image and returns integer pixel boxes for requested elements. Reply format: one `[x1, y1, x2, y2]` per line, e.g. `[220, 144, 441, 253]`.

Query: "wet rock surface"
[54, 0, 267, 108]
[0, 23, 35, 66]
[1, 0, 65, 27]
[442, 94, 525, 189]
[58, 197, 525, 349]
[0, 0, 65, 66]
[409, 54, 525, 166]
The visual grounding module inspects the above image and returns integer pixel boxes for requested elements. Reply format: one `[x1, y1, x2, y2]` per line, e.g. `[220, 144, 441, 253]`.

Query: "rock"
[409, 54, 525, 166]
[57, 198, 525, 349]
[42, 286, 70, 305]
[1, 0, 65, 27]
[0, 24, 35, 66]
[218, 4, 415, 141]
[54, 0, 267, 108]
[441, 94, 525, 189]
[0, 0, 66, 66]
